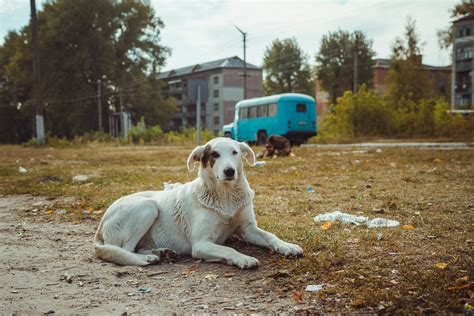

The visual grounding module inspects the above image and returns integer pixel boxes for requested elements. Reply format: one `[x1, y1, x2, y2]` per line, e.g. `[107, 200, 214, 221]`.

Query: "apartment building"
[373, 58, 450, 98]
[158, 56, 263, 134]
[452, 14, 474, 112]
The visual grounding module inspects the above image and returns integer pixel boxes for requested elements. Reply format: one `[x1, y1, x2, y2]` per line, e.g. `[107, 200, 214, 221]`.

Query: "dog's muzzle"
[223, 167, 235, 181]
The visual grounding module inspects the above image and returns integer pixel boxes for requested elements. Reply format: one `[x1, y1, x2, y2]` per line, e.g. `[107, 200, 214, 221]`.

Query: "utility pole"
[30, 0, 45, 145]
[234, 25, 247, 99]
[353, 33, 359, 93]
[196, 85, 201, 145]
[97, 80, 102, 131]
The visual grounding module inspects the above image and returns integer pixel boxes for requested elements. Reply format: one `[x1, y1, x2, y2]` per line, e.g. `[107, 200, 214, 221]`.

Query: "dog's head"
[187, 137, 255, 183]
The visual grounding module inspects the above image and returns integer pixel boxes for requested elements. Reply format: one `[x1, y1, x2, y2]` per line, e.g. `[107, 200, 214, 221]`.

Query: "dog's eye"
[232, 150, 238, 155]
[211, 151, 220, 158]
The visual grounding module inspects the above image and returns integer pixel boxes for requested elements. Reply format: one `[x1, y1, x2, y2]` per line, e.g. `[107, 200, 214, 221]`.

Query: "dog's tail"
[94, 224, 150, 266]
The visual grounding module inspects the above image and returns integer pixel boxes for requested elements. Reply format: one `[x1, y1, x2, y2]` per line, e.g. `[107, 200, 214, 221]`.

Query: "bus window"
[249, 106, 257, 118]
[268, 103, 277, 117]
[296, 103, 307, 113]
[257, 104, 267, 117]
[240, 108, 248, 119]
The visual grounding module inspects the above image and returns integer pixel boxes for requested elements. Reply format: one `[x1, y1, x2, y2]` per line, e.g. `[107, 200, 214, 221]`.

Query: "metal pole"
[97, 80, 102, 131]
[30, 0, 45, 145]
[196, 85, 201, 145]
[234, 25, 247, 99]
[353, 34, 358, 93]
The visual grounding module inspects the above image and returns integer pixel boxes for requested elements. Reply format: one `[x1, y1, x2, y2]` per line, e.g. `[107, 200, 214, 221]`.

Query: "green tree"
[0, 0, 176, 142]
[386, 17, 431, 106]
[315, 30, 375, 104]
[262, 38, 313, 96]
[437, 0, 474, 50]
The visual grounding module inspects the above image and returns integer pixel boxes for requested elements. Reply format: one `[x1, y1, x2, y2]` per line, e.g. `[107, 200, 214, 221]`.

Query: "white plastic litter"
[253, 161, 267, 167]
[314, 210, 400, 228]
[366, 218, 400, 228]
[18, 167, 27, 174]
[314, 210, 368, 225]
[72, 175, 90, 183]
[163, 181, 182, 191]
[305, 284, 324, 292]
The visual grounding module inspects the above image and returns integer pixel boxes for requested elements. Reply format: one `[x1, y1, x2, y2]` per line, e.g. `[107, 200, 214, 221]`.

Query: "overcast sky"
[0, 0, 457, 72]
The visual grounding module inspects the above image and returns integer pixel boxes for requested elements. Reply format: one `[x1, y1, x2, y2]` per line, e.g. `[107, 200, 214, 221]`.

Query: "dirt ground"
[0, 195, 310, 314]
[0, 144, 473, 314]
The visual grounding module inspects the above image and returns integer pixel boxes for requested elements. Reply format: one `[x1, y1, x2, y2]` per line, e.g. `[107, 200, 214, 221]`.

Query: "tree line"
[0, 0, 177, 143]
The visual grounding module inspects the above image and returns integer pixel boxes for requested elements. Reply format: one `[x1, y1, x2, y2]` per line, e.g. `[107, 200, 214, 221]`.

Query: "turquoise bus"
[223, 93, 317, 145]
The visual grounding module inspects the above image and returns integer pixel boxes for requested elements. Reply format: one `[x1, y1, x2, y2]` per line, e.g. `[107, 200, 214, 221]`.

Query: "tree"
[386, 17, 431, 105]
[437, 0, 474, 50]
[0, 0, 176, 142]
[315, 30, 375, 104]
[262, 38, 313, 96]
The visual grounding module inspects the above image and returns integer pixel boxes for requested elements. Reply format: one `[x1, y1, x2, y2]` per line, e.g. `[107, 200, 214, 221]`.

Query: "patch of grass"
[0, 144, 473, 312]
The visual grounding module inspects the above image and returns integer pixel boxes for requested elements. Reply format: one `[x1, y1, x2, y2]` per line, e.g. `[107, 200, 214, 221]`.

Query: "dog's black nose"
[224, 167, 235, 178]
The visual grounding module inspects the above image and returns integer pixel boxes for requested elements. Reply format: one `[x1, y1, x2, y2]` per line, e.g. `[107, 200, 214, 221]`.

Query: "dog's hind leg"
[97, 198, 161, 266]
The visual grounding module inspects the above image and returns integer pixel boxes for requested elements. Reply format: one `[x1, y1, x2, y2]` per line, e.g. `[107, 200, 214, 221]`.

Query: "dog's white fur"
[94, 137, 302, 269]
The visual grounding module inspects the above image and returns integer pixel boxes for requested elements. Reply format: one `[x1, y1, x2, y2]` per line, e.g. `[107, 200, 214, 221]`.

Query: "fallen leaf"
[433, 158, 442, 163]
[46, 210, 54, 215]
[402, 224, 415, 230]
[448, 283, 471, 291]
[204, 273, 218, 280]
[455, 276, 469, 284]
[181, 265, 197, 277]
[271, 270, 290, 278]
[350, 299, 365, 307]
[434, 262, 448, 270]
[223, 272, 235, 278]
[292, 291, 303, 303]
[321, 222, 332, 230]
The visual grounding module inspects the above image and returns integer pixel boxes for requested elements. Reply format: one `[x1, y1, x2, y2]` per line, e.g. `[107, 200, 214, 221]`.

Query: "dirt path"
[0, 195, 310, 314]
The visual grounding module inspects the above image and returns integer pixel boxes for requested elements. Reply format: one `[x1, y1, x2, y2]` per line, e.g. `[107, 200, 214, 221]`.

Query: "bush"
[128, 117, 163, 144]
[312, 87, 474, 143]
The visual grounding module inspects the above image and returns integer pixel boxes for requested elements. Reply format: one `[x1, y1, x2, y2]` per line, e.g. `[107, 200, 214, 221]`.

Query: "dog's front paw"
[232, 255, 260, 269]
[275, 242, 303, 257]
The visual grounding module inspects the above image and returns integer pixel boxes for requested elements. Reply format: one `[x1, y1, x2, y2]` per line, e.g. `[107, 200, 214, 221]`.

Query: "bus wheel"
[257, 131, 267, 146]
[224, 132, 231, 138]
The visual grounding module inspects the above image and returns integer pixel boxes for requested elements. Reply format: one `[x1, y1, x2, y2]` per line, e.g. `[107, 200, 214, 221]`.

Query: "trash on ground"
[314, 210, 400, 228]
[55, 209, 67, 215]
[376, 233, 383, 241]
[136, 287, 151, 294]
[314, 210, 368, 225]
[18, 167, 27, 174]
[305, 284, 324, 292]
[72, 175, 90, 183]
[376, 148, 382, 153]
[402, 224, 415, 230]
[434, 262, 448, 270]
[163, 181, 182, 191]
[204, 274, 218, 280]
[306, 187, 314, 193]
[253, 161, 267, 167]
[366, 218, 400, 228]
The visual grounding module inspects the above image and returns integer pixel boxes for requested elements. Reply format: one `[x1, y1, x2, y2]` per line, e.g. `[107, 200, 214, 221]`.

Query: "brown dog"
[256, 135, 292, 158]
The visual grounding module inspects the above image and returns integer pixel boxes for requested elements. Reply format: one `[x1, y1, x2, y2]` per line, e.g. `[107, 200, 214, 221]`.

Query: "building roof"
[236, 93, 315, 108]
[158, 56, 260, 80]
[453, 14, 474, 24]
[372, 58, 450, 70]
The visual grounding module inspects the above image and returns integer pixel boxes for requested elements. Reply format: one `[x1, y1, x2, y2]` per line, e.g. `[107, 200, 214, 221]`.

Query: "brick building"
[158, 56, 263, 134]
[452, 14, 474, 112]
[372, 58, 450, 98]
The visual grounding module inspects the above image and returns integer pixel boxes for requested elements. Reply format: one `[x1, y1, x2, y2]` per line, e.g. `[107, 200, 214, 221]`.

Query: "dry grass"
[1, 143, 473, 312]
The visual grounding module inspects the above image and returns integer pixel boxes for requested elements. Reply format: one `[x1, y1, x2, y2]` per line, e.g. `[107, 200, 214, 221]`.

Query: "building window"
[213, 89, 219, 98]
[467, 27, 471, 36]
[214, 103, 219, 111]
[214, 116, 220, 125]
[213, 76, 219, 85]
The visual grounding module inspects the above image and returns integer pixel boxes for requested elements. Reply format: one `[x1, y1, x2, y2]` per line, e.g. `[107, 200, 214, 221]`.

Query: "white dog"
[94, 137, 302, 269]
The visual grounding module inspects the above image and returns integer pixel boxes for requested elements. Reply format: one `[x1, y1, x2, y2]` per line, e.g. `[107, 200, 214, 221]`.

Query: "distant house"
[452, 14, 474, 112]
[158, 56, 263, 134]
[372, 58, 451, 99]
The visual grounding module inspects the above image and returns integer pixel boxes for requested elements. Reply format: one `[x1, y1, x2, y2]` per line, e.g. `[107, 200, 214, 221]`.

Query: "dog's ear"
[187, 145, 205, 172]
[187, 144, 212, 171]
[239, 142, 255, 166]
